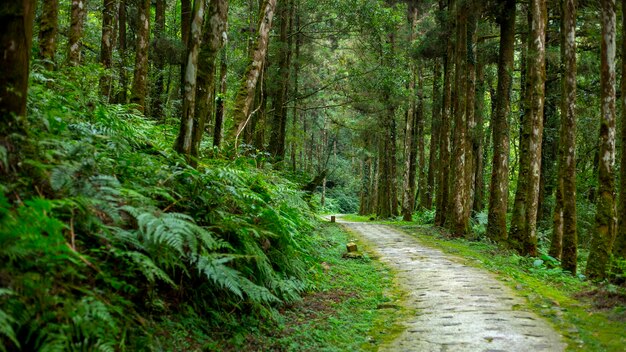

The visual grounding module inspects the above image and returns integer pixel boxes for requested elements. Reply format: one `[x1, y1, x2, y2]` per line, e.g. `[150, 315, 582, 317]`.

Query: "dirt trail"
[339, 219, 566, 352]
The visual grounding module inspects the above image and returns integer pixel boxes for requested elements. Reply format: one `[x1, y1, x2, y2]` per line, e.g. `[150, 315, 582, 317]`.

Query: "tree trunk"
[130, 0, 151, 112]
[445, 0, 469, 237]
[465, 11, 478, 218]
[472, 58, 486, 214]
[615, 0, 626, 261]
[181, 0, 191, 98]
[487, 0, 515, 242]
[116, 0, 128, 103]
[38, 0, 58, 69]
[417, 66, 427, 209]
[231, 0, 277, 146]
[509, 0, 546, 256]
[435, 0, 454, 227]
[192, 0, 228, 157]
[290, 2, 301, 171]
[99, 0, 118, 100]
[587, 0, 617, 280]
[0, 0, 36, 175]
[426, 58, 442, 210]
[269, 0, 293, 160]
[68, 0, 87, 65]
[402, 1, 419, 221]
[556, 0, 577, 273]
[151, 0, 166, 118]
[174, 0, 206, 159]
[214, 51, 227, 148]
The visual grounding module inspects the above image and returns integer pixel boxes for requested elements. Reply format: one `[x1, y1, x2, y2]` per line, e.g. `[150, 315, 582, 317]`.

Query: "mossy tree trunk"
[587, 0, 617, 280]
[509, 0, 546, 256]
[213, 51, 228, 148]
[231, 0, 277, 146]
[130, 0, 151, 112]
[151, 0, 166, 118]
[0, 0, 36, 176]
[435, 0, 454, 227]
[99, 0, 118, 101]
[174, 0, 206, 159]
[487, 0, 515, 242]
[192, 0, 228, 158]
[116, 0, 128, 103]
[38, 0, 59, 70]
[425, 57, 442, 210]
[445, 0, 469, 237]
[551, 0, 578, 274]
[615, 0, 626, 261]
[68, 0, 87, 66]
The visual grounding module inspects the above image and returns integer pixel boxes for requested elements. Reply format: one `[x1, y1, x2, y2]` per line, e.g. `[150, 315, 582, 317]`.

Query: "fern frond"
[194, 255, 244, 298]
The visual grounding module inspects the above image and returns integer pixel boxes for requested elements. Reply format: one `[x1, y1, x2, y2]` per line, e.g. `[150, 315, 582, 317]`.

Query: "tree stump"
[330, 215, 336, 223]
[346, 242, 357, 252]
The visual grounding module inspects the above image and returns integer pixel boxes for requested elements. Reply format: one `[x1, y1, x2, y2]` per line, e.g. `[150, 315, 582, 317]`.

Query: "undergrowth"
[0, 65, 316, 350]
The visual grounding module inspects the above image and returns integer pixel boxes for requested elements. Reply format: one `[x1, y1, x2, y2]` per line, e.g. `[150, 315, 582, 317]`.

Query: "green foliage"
[1, 67, 317, 350]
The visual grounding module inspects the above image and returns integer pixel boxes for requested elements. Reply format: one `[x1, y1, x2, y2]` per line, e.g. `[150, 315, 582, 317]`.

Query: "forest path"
[337, 219, 566, 352]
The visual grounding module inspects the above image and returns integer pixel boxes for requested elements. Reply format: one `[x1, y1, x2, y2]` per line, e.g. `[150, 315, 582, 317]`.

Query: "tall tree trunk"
[192, 0, 229, 157]
[465, 11, 478, 217]
[0, 0, 36, 176]
[426, 58, 442, 210]
[231, 0, 277, 146]
[290, 2, 301, 171]
[417, 67, 428, 209]
[553, 0, 577, 273]
[615, 0, 626, 261]
[509, 0, 547, 256]
[435, 0, 454, 227]
[181, 0, 191, 98]
[38, 0, 59, 69]
[487, 0, 515, 242]
[214, 51, 227, 148]
[116, 0, 128, 103]
[174, 0, 206, 159]
[445, 0, 469, 237]
[130, 0, 151, 112]
[151, 0, 166, 118]
[587, 0, 617, 279]
[99, 0, 118, 100]
[402, 0, 419, 221]
[68, 0, 87, 65]
[472, 58, 486, 214]
[269, 0, 293, 160]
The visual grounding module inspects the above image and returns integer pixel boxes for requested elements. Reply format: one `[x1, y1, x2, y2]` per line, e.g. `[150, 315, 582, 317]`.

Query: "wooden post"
[330, 215, 336, 223]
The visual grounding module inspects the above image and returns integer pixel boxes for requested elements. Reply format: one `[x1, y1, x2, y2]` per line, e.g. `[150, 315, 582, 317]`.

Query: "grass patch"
[205, 222, 407, 351]
[371, 220, 626, 352]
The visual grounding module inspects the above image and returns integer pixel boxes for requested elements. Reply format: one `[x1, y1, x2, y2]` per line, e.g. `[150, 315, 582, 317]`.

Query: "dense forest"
[1, 0, 626, 350]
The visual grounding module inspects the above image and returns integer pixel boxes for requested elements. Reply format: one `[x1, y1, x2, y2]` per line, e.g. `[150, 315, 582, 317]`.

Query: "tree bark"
[181, 0, 192, 98]
[472, 58, 486, 214]
[269, 0, 294, 160]
[38, 0, 59, 69]
[231, 0, 277, 146]
[445, 0, 469, 237]
[174, 0, 206, 159]
[214, 51, 227, 148]
[435, 0, 454, 227]
[587, 0, 617, 279]
[130, 0, 151, 112]
[0, 0, 36, 175]
[509, 0, 546, 256]
[68, 0, 87, 65]
[192, 0, 228, 157]
[615, 0, 626, 261]
[426, 58, 442, 210]
[487, 0, 515, 242]
[151, 0, 166, 118]
[116, 0, 128, 103]
[99, 0, 118, 100]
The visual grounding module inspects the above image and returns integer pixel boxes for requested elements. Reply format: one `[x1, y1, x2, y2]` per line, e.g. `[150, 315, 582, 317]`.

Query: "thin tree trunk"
[99, 0, 118, 100]
[465, 11, 477, 218]
[472, 58, 486, 214]
[290, 2, 301, 172]
[426, 58, 441, 210]
[68, 0, 87, 65]
[214, 51, 227, 148]
[192, 0, 228, 157]
[0, 0, 36, 176]
[445, 0, 469, 237]
[130, 0, 151, 112]
[174, 0, 206, 159]
[116, 0, 128, 103]
[587, 0, 617, 279]
[509, 0, 546, 256]
[38, 0, 59, 69]
[417, 66, 428, 209]
[231, 0, 277, 145]
[615, 0, 626, 261]
[151, 0, 166, 118]
[181, 0, 191, 97]
[435, 0, 454, 227]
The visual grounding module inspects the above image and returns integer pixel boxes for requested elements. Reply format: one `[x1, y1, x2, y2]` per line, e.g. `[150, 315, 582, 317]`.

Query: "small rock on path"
[339, 219, 566, 352]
